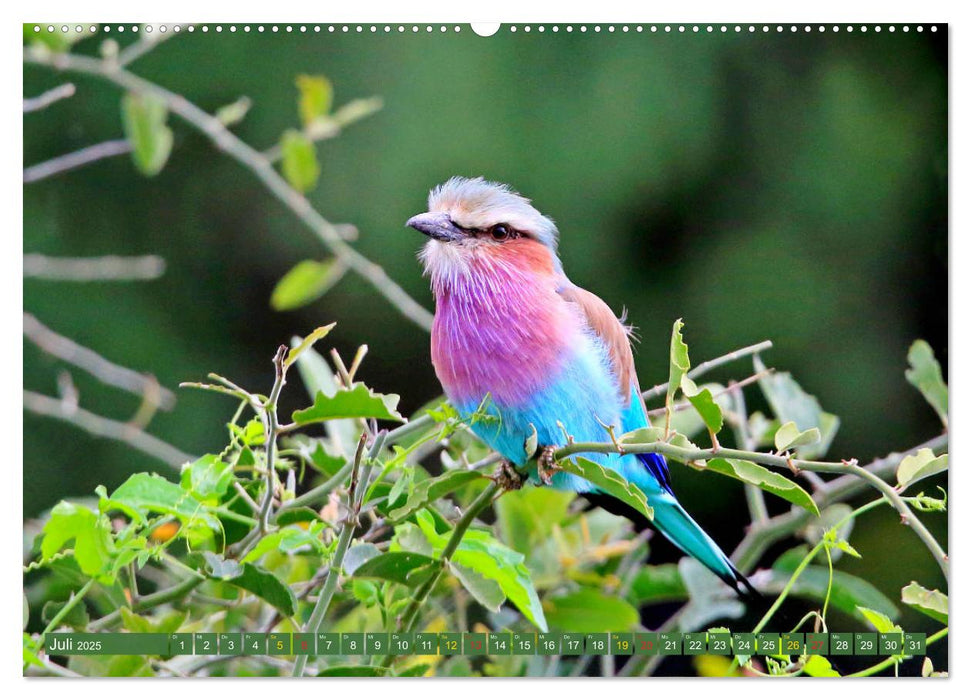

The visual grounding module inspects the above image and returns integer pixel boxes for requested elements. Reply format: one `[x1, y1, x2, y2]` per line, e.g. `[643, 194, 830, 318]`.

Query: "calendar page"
[22, 17, 948, 680]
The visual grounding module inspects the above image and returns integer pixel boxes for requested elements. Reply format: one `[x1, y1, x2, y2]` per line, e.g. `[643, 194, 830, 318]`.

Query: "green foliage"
[703, 458, 818, 515]
[23, 327, 948, 678]
[292, 383, 404, 424]
[543, 588, 639, 632]
[121, 93, 173, 177]
[905, 340, 948, 428]
[279, 129, 320, 193]
[271, 260, 347, 311]
[901, 581, 947, 623]
[296, 75, 334, 127]
[559, 456, 653, 520]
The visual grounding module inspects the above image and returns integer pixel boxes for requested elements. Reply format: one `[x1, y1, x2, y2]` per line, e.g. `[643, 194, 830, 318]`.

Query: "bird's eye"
[490, 224, 511, 241]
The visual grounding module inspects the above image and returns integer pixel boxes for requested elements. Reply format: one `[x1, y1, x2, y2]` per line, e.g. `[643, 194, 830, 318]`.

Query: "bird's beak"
[406, 212, 463, 242]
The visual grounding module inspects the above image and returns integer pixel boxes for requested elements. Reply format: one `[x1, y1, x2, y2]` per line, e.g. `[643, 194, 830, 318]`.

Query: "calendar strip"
[45, 631, 927, 657]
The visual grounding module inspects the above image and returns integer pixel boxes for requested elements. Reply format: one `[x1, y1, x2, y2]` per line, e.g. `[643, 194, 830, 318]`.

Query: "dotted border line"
[30, 23, 940, 35]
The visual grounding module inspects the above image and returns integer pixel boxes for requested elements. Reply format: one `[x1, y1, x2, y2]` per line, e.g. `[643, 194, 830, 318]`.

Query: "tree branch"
[23, 254, 165, 281]
[24, 313, 175, 410]
[23, 390, 192, 469]
[23, 82, 75, 113]
[23, 138, 132, 183]
[24, 48, 434, 332]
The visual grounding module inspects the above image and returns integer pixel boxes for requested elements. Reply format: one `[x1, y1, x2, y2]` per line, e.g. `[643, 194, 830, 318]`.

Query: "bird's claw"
[537, 445, 560, 486]
[494, 459, 525, 491]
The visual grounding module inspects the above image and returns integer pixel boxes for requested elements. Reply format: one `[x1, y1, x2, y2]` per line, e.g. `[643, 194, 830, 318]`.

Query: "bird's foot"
[493, 459, 525, 491]
[537, 445, 560, 486]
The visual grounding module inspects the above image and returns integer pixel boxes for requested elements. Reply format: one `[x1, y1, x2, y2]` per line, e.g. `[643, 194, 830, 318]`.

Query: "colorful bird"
[407, 176, 756, 597]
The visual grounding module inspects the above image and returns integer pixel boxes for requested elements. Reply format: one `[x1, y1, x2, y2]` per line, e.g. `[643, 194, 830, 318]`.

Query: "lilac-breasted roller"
[407, 176, 755, 597]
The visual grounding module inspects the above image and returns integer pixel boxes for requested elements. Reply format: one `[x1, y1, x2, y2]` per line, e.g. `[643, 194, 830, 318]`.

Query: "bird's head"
[408, 177, 562, 286]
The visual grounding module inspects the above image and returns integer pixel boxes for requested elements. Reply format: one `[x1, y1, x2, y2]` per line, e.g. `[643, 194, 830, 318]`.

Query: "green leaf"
[296, 74, 334, 126]
[667, 318, 690, 408]
[202, 551, 243, 578]
[215, 95, 252, 127]
[680, 376, 723, 435]
[627, 564, 688, 606]
[452, 563, 505, 612]
[543, 588, 639, 633]
[559, 457, 653, 520]
[291, 338, 359, 457]
[756, 359, 839, 459]
[41, 502, 114, 580]
[901, 581, 948, 623]
[417, 513, 547, 631]
[343, 543, 382, 575]
[239, 524, 327, 564]
[803, 655, 840, 677]
[896, 448, 948, 489]
[524, 423, 538, 459]
[285, 323, 336, 366]
[773, 421, 821, 453]
[703, 458, 818, 515]
[905, 340, 948, 428]
[496, 487, 574, 556]
[305, 442, 346, 476]
[279, 129, 320, 193]
[101, 473, 219, 532]
[352, 551, 438, 584]
[389, 470, 487, 521]
[223, 563, 297, 617]
[858, 606, 900, 634]
[41, 598, 90, 630]
[293, 383, 404, 425]
[121, 93, 173, 177]
[179, 455, 234, 504]
[272, 259, 347, 311]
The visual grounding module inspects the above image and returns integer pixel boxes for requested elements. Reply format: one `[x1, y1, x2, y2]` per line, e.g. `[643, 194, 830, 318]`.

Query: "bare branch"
[23, 254, 165, 281]
[25, 49, 434, 332]
[24, 313, 176, 410]
[23, 390, 192, 469]
[23, 82, 76, 113]
[23, 139, 132, 184]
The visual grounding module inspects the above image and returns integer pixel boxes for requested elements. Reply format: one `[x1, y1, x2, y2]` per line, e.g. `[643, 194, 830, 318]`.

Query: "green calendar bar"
[46, 633, 170, 656]
[39, 631, 934, 657]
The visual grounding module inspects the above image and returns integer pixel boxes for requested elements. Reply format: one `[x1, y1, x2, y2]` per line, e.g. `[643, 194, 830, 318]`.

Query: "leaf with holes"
[901, 581, 947, 623]
[702, 458, 818, 515]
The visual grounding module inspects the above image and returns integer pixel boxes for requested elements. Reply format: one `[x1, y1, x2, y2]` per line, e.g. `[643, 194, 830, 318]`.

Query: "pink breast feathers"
[429, 238, 579, 407]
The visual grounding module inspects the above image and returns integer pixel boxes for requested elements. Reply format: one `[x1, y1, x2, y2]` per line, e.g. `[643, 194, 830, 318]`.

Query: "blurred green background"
[24, 25, 947, 648]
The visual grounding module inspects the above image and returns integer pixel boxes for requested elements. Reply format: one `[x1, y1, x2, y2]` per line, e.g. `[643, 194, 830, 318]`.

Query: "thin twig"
[262, 97, 384, 162]
[292, 431, 385, 677]
[24, 313, 175, 410]
[24, 390, 192, 468]
[23, 82, 76, 112]
[378, 480, 502, 670]
[555, 436, 949, 580]
[25, 49, 434, 332]
[641, 340, 773, 401]
[23, 139, 132, 183]
[24, 254, 166, 281]
[732, 433, 949, 572]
